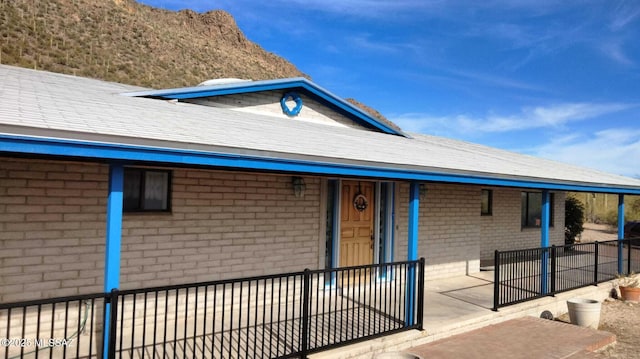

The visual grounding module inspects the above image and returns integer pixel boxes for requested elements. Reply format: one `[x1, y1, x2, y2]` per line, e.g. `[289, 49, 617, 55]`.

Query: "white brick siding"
[120, 169, 320, 289]
[480, 188, 565, 261]
[394, 184, 565, 279]
[0, 159, 107, 302]
[395, 183, 481, 279]
[1, 156, 567, 302]
[0, 158, 320, 302]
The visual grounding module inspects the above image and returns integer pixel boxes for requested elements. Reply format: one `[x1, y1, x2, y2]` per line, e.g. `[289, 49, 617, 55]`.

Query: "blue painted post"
[540, 190, 550, 295]
[103, 164, 124, 359]
[406, 182, 420, 326]
[618, 194, 625, 274]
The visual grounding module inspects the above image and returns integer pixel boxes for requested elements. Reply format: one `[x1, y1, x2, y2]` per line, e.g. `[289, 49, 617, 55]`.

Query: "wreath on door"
[353, 182, 369, 212]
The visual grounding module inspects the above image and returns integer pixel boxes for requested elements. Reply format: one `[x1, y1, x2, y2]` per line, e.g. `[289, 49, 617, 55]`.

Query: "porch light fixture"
[292, 176, 306, 198]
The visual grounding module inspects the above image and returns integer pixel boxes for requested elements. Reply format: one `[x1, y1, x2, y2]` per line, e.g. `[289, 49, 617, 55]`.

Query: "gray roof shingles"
[1, 65, 639, 191]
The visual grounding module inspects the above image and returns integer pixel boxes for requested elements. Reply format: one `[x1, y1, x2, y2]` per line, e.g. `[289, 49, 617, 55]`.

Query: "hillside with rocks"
[0, 0, 306, 88]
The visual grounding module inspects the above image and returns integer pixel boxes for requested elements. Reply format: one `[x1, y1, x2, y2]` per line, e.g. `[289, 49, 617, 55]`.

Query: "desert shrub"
[565, 196, 585, 245]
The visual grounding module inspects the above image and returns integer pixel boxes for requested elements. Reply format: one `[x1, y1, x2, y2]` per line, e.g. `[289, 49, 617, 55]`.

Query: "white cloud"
[391, 103, 635, 136]
[610, 2, 640, 31]
[599, 40, 634, 66]
[529, 129, 640, 177]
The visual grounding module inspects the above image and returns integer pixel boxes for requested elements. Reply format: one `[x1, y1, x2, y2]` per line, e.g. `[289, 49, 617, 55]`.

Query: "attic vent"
[197, 78, 252, 86]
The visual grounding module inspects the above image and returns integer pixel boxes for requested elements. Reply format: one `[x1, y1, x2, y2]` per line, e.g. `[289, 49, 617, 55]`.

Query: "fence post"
[493, 250, 499, 311]
[300, 269, 311, 359]
[104, 289, 119, 359]
[417, 258, 425, 330]
[618, 194, 625, 274]
[628, 239, 632, 274]
[541, 247, 549, 295]
[594, 241, 599, 284]
[550, 246, 556, 294]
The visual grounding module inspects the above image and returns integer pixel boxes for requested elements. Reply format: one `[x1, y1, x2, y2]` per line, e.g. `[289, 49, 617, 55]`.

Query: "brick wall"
[186, 90, 367, 129]
[395, 183, 481, 279]
[120, 168, 320, 289]
[0, 156, 568, 301]
[480, 188, 565, 261]
[0, 159, 108, 302]
[0, 157, 320, 302]
[394, 184, 566, 279]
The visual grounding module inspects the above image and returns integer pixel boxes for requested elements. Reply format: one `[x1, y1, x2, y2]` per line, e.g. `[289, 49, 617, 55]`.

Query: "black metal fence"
[493, 239, 640, 310]
[1, 259, 424, 359]
[0, 292, 106, 359]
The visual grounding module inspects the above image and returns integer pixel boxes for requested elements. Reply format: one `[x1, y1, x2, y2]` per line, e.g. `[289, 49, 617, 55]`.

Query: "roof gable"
[122, 78, 408, 137]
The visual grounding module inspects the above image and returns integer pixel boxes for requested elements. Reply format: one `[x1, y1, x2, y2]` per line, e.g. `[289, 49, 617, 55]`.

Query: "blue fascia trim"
[2, 134, 640, 195]
[124, 78, 404, 136]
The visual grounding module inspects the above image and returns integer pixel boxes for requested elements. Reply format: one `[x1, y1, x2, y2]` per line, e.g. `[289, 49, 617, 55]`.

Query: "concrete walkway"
[406, 316, 615, 359]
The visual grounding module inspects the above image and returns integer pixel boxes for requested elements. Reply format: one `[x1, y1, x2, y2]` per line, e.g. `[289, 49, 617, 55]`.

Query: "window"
[481, 189, 492, 215]
[123, 168, 171, 212]
[521, 192, 554, 228]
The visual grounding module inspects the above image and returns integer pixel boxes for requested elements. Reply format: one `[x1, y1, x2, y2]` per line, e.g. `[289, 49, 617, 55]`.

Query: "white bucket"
[566, 298, 601, 329]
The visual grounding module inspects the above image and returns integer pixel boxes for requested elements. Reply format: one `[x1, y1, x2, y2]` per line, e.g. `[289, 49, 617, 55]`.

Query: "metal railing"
[493, 239, 640, 310]
[0, 293, 106, 359]
[1, 259, 424, 359]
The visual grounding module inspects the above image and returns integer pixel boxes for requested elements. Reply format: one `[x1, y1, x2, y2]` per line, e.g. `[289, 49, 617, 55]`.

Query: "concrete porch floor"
[312, 271, 616, 359]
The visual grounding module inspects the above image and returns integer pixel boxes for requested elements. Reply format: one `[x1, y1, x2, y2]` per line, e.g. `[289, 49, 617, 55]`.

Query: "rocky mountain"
[0, 0, 306, 88]
[0, 0, 398, 128]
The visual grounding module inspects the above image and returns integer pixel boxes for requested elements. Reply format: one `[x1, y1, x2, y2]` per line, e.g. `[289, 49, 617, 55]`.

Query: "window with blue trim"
[124, 168, 171, 212]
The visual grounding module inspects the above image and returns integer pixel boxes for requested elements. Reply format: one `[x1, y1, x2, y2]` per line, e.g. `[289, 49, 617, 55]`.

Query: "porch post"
[618, 194, 625, 274]
[540, 190, 550, 295]
[406, 181, 420, 325]
[104, 164, 124, 358]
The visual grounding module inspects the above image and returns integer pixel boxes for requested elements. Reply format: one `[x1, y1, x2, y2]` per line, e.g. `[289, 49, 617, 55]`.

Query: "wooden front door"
[340, 181, 375, 267]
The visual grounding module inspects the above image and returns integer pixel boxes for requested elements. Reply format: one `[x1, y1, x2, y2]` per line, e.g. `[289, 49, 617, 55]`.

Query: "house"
[2, 64, 640, 358]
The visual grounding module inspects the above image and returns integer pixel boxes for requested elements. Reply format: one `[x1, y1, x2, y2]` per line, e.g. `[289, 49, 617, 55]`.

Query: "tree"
[565, 196, 585, 245]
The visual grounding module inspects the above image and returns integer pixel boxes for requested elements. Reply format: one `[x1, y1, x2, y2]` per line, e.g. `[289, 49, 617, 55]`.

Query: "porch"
[0, 260, 424, 359]
[4, 237, 639, 359]
[3, 273, 610, 359]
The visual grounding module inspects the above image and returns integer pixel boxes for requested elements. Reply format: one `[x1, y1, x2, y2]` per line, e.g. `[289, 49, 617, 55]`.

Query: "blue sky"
[139, 0, 640, 178]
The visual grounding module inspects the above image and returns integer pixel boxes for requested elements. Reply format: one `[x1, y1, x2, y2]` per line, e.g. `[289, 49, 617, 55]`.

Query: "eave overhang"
[2, 134, 640, 195]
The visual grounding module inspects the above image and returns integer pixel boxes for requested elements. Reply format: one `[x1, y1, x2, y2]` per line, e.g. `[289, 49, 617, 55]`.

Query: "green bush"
[565, 196, 585, 245]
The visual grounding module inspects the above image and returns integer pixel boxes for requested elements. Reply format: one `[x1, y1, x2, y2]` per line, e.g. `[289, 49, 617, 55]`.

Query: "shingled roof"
[1, 65, 639, 194]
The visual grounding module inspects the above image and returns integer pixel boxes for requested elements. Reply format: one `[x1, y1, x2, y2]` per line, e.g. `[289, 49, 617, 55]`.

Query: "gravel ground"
[597, 299, 640, 358]
[574, 224, 640, 358]
[556, 298, 640, 359]
[558, 298, 640, 358]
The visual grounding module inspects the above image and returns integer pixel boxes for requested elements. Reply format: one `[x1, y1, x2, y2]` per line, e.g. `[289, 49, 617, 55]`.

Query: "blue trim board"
[540, 190, 550, 294]
[123, 78, 405, 137]
[2, 134, 640, 195]
[104, 164, 124, 292]
[405, 182, 420, 325]
[103, 164, 124, 359]
[407, 182, 420, 261]
[618, 195, 625, 240]
[618, 194, 625, 273]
